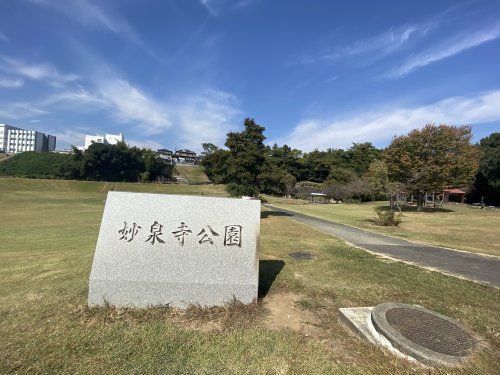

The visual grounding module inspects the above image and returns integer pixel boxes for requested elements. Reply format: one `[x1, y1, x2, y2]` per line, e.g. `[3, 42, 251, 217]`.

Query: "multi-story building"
[83, 133, 124, 150]
[0, 124, 56, 153]
[174, 149, 199, 165]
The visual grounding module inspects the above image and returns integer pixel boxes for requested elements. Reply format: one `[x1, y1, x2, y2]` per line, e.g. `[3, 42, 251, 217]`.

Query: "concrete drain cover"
[371, 303, 475, 366]
[288, 251, 314, 260]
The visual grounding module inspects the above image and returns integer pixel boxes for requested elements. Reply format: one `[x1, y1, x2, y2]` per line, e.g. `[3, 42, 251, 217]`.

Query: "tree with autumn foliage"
[384, 124, 479, 211]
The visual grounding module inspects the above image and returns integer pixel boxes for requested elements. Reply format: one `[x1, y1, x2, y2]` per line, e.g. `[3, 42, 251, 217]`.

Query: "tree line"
[202, 118, 499, 208]
[0, 142, 172, 182]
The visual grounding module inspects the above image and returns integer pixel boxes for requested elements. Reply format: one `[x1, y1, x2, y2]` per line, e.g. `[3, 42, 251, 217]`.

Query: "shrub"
[374, 207, 402, 226]
[139, 171, 150, 183]
[0, 152, 81, 179]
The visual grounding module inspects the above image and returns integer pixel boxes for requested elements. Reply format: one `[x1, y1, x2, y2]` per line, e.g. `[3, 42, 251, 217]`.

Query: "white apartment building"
[83, 133, 124, 150]
[0, 124, 56, 154]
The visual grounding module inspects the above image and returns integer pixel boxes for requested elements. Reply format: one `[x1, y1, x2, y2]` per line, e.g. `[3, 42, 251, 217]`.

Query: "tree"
[79, 142, 167, 182]
[201, 148, 230, 184]
[259, 161, 296, 196]
[384, 124, 479, 211]
[364, 160, 389, 200]
[201, 143, 220, 157]
[300, 150, 334, 182]
[225, 118, 266, 197]
[326, 166, 357, 184]
[469, 133, 500, 205]
[267, 143, 303, 179]
[142, 149, 169, 181]
[344, 142, 382, 175]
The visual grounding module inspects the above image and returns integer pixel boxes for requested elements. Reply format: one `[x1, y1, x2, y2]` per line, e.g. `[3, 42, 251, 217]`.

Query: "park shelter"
[309, 192, 329, 204]
[443, 188, 465, 203]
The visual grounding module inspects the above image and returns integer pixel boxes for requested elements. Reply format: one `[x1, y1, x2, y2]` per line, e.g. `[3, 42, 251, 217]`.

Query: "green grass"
[266, 197, 500, 257]
[0, 177, 226, 196]
[1, 179, 499, 373]
[173, 165, 210, 184]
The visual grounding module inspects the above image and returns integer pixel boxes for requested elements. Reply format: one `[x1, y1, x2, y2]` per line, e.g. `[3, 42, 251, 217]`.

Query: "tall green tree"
[201, 148, 230, 184]
[384, 124, 479, 210]
[470, 132, 500, 205]
[267, 143, 303, 179]
[300, 150, 332, 182]
[259, 160, 296, 196]
[225, 118, 266, 196]
[344, 142, 382, 175]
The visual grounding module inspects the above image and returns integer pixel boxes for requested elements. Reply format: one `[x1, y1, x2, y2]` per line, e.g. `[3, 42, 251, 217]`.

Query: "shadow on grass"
[261, 210, 293, 219]
[375, 205, 454, 213]
[258, 259, 285, 299]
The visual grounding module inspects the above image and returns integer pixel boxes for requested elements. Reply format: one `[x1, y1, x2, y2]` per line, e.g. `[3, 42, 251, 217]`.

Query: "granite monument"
[88, 192, 260, 308]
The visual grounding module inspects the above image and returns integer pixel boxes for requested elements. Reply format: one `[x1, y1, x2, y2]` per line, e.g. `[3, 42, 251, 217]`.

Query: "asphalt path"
[264, 204, 500, 287]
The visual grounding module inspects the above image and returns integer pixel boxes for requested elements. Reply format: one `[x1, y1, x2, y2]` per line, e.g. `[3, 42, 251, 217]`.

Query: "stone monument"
[88, 192, 260, 308]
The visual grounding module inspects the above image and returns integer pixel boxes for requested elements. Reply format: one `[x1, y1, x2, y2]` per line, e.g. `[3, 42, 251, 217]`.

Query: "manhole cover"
[288, 251, 314, 260]
[371, 303, 475, 366]
[386, 308, 474, 357]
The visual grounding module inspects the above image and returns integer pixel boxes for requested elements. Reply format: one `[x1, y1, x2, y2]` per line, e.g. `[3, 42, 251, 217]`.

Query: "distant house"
[157, 149, 174, 164]
[82, 133, 124, 150]
[174, 149, 199, 165]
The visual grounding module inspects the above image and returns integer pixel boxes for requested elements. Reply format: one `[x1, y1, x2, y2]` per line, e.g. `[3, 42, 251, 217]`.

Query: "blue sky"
[1, 0, 499, 151]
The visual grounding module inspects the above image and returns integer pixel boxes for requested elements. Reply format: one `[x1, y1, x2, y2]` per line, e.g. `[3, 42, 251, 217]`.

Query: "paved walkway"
[265, 204, 500, 287]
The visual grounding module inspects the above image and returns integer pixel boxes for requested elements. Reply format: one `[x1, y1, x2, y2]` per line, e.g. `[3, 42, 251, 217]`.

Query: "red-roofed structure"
[443, 188, 465, 194]
[443, 188, 466, 203]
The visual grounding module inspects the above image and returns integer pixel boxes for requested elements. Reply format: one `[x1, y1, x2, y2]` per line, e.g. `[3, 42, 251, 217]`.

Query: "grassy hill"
[173, 165, 210, 184]
[0, 152, 80, 179]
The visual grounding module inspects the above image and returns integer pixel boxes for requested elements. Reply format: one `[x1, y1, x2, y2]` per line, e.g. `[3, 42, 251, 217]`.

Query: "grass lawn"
[265, 197, 500, 257]
[1, 178, 499, 373]
[173, 165, 211, 185]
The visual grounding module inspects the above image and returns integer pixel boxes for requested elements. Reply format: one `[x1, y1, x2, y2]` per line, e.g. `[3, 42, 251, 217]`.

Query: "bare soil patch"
[263, 292, 322, 337]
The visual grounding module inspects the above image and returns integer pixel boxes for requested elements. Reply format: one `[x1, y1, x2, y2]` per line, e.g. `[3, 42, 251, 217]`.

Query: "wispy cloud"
[319, 75, 339, 86]
[0, 102, 48, 119]
[32, 77, 240, 150]
[40, 85, 240, 150]
[28, 0, 163, 61]
[29, 0, 136, 39]
[388, 21, 500, 78]
[323, 24, 425, 63]
[96, 79, 171, 134]
[276, 90, 500, 151]
[294, 22, 432, 66]
[41, 89, 108, 108]
[0, 31, 8, 42]
[50, 129, 88, 147]
[39, 79, 170, 134]
[0, 76, 24, 88]
[173, 88, 241, 150]
[199, 0, 217, 17]
[126, 138, 165, 150]
[199, 0, 258, 17]
[1, 56, 79, 87]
